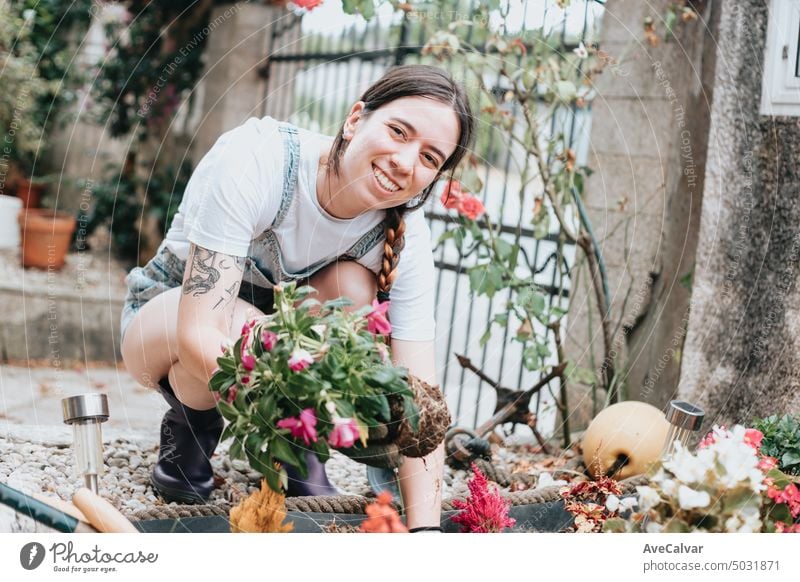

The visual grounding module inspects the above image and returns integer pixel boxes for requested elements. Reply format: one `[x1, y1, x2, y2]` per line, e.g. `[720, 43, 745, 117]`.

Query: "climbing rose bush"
[209, 283, 417, 493]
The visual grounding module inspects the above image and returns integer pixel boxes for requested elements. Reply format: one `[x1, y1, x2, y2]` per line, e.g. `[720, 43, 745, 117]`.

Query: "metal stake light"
[61, 394, 109, 493]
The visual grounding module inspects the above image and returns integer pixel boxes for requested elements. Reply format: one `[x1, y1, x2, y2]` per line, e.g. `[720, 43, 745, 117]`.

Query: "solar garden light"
[61, 394, 109, 494]
[661, 400, 705, 459]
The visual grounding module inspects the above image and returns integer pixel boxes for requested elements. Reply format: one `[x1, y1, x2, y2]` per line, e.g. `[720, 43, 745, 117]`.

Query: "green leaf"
[270, 436, 301, 469]
[495, 238, 513, 261]
[216, 357, 237, 375]
[216, 399, 238, 420]
[479, 327, 492, 347]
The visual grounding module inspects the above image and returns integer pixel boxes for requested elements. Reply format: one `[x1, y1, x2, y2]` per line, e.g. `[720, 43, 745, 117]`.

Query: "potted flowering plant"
[209, 283, 450, 493]
[601, 425, 800, 533]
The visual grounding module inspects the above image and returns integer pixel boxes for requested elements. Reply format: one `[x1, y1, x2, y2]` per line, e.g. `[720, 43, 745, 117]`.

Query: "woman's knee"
[309, 261, 377, 309]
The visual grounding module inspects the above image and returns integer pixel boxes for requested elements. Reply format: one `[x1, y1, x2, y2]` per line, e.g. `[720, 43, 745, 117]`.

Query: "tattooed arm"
[176, 243, 245, 385]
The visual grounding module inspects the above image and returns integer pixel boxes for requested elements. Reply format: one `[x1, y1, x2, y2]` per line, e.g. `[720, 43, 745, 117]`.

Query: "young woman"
[120, 64, 474, 531]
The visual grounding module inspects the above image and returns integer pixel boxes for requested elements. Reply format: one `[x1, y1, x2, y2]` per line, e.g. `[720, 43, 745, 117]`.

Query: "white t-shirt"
[163, 116, 436, 342]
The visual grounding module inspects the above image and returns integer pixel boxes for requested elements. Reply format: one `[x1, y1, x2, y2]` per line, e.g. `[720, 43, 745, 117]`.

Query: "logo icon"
[20, 542, 46, 570]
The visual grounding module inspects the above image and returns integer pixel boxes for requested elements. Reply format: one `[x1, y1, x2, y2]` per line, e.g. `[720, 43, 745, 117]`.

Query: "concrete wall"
[679, 0, 800, 423]
[565, 0, 717, 426]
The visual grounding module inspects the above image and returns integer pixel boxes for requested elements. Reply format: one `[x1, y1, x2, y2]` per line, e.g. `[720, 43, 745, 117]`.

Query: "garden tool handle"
[32, 492, 90, 524]
[0, 482, 97, 533]
[72, 488, 138, 533]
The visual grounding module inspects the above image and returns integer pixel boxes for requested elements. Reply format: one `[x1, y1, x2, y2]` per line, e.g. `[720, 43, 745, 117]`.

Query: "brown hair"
[326, 64, 475, 303]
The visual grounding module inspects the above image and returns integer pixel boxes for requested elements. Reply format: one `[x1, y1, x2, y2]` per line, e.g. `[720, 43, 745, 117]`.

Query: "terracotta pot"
[18, 209, 77, 270]
[15, 178, 46, 208]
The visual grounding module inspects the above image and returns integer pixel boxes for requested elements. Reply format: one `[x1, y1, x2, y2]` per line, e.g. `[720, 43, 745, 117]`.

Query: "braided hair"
[326, 65, 475, 305]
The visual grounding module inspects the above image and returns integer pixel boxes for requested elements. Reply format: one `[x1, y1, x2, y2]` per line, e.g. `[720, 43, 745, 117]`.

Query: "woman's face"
[331, 95, 460, 216]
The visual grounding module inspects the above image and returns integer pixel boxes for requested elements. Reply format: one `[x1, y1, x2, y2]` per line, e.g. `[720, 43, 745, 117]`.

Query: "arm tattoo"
[182, 247, 245, 301]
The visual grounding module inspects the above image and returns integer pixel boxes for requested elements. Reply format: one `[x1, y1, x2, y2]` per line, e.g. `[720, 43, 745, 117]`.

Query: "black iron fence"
[258, 1, 604, 437]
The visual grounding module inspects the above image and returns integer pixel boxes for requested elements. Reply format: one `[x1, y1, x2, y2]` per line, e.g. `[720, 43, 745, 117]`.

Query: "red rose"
[457, 195, 486, 220]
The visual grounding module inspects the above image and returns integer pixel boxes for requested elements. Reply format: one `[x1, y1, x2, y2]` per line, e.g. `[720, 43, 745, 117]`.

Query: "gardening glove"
[334, 375, 451, 469]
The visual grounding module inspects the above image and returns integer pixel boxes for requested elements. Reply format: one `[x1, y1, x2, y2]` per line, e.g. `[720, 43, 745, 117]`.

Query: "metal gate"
[258, 1, 604, 437]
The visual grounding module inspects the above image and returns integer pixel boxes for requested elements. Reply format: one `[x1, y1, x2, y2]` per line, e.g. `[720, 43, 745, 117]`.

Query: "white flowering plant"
[209, 283, 419, 493]
[604, 424, 800, 533]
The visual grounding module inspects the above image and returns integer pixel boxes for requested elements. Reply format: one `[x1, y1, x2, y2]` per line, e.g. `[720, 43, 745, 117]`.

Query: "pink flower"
[288, 349, 313, 372]
[451, 463, 516, 533]
[457, 195, 486, 221]
[226, 385, 238, 404]
[241, 353, 256, 372]
[767, 483, 800, 519]
[241, 376, 250, 385]
[262, 330, 278, 351]
[744, 428, 763, 451]
[241, 320, 255, 336]
[277, 408, 318, 446]
[293, 0, 323, 10]
[367, 299, 392, 336]
[758, 456, 779, 472]
[328, 418, 360, 448]
[440, 180, 463, 209]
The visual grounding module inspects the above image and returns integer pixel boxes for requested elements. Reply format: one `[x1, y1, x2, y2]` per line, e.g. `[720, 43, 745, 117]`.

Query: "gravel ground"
[0, 423, 576, 532]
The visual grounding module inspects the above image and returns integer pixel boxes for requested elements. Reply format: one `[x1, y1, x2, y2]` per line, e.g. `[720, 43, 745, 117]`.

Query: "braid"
[377, 207, 406, 303]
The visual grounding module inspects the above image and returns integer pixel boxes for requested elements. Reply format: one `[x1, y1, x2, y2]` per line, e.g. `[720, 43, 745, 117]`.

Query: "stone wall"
[679, 1, 800, 423]
[565, 0, 718, 425]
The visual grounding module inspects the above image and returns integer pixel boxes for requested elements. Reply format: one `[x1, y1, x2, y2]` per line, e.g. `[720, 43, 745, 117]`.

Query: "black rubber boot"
[151, 377, 224, 504]
[284, 451, 340, 497]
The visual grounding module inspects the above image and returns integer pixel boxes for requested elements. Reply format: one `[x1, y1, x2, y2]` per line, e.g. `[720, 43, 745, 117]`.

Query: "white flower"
[678, 485, 711, 510]
[636, 486, 661, 511]
[664, 442, 714, 483]
[605, 494, 620, 513]
[325, 401, 337, 415]
[310, 324, 327, 338]
[573, 41, 588, 59]
[724, 507, 762, 533]
[620, 497, 638, 511]
[23, 9, 36, 21]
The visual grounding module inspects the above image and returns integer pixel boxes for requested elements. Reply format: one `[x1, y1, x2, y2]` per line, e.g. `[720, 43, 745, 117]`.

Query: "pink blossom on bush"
[367, 299, 392, 336]
[328, 418, 360, 448]
[277, 408, 318, 446]
[457, 195, 486, 221]
[288, 349, 313, 372]
[440, 180, 463, 209]
[241, 354, 256, 372]
[262, 330, 278, 351]
[744, 428, 764, 451]
[293, 0, 323, 10]
[226, 385, 238, 404]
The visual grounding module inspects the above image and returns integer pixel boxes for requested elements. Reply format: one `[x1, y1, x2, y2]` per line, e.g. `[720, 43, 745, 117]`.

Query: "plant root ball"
[582, 401, 669, 480]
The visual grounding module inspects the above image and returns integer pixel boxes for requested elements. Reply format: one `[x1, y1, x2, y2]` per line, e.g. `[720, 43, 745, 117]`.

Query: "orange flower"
[457, 195, 486, 221]
[360, 491, 408, 533]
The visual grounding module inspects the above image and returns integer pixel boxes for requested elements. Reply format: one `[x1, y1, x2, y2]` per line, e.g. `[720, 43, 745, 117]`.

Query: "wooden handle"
[72, 488, 138, 533]
[32, 493, 90, 524]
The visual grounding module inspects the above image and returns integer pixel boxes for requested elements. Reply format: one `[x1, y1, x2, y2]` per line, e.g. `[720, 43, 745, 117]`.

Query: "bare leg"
[121, 286, 265, 409]
[399, 444, 445, 530]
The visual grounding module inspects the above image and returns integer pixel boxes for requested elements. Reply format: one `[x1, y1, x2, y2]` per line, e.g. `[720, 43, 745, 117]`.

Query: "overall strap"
[272, 123, 301, 229]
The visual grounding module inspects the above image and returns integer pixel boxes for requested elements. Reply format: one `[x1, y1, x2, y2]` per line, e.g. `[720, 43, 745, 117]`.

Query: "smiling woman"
[118, 64, 474, 530]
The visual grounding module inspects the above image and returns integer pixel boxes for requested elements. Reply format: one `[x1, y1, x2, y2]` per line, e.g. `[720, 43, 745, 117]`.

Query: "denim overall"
[120, 122, 386, 342]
